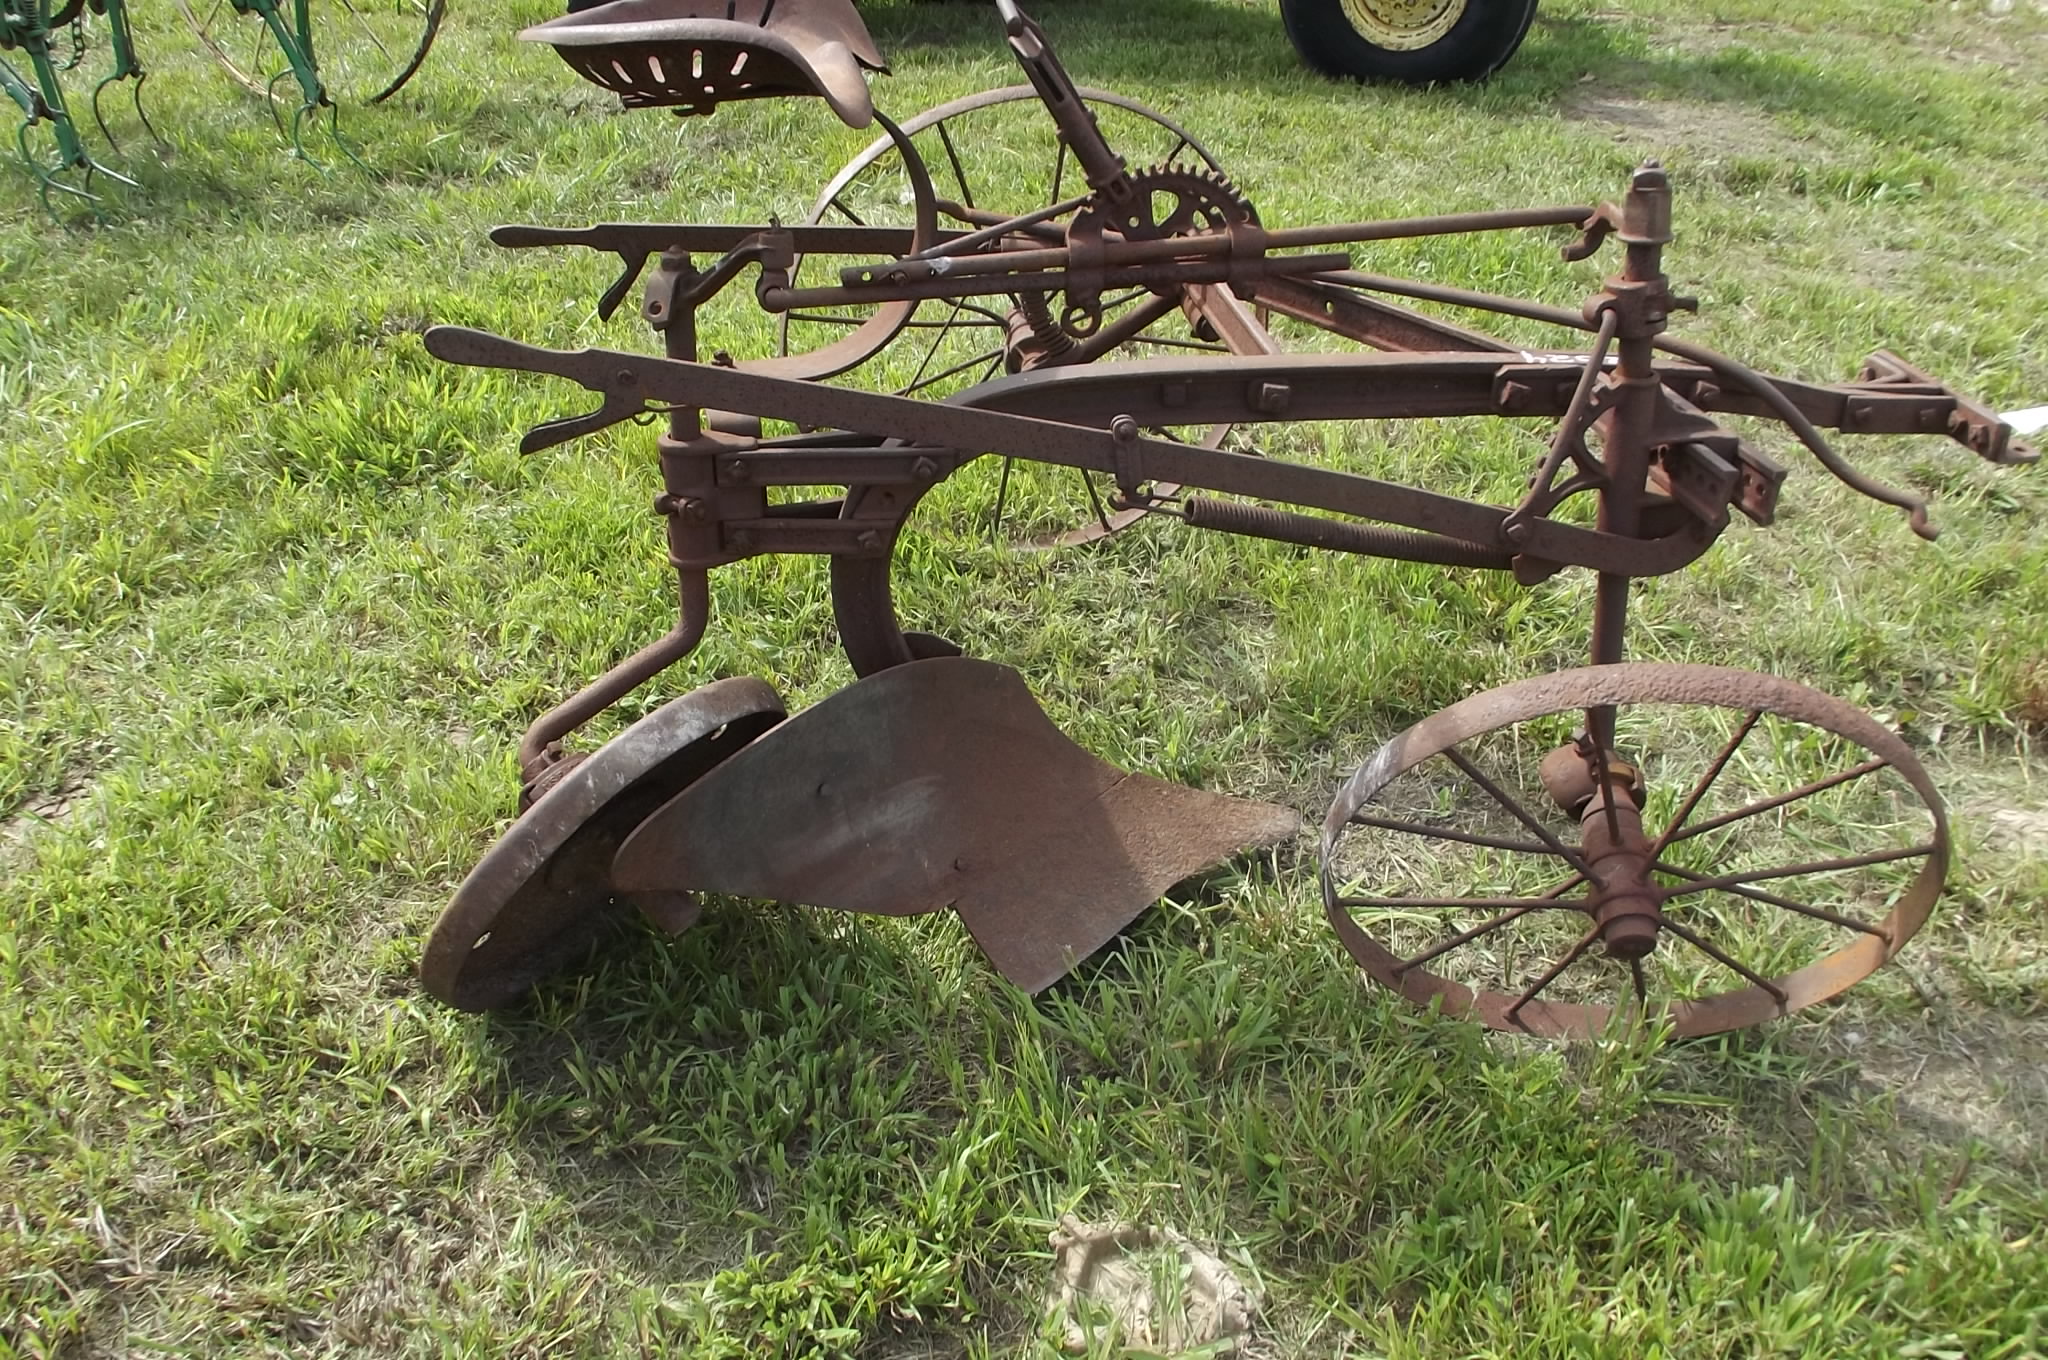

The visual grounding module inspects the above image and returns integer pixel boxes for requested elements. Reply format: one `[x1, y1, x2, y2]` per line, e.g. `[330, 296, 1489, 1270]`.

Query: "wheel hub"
[1337, 0, 1467, 52]
[1578, 790, 1661, 961]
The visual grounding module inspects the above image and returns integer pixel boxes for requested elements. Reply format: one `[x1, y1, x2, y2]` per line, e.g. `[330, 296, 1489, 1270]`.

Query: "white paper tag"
[2002, 405, 2048, 437]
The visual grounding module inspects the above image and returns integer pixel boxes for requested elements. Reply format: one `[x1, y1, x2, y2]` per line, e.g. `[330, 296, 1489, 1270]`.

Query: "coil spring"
[1015, 290, 1076, 363]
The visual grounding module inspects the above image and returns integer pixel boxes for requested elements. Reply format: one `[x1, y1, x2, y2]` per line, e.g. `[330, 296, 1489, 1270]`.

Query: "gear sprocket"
[1100, 163, 1259, 241]
[1033, 164, 1261, 345]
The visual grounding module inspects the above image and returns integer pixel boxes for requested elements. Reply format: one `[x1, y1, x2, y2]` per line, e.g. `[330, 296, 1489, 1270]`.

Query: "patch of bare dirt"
[1638, 1009, 2048, 1223]
[1979, 805, 2048, 857]
[1562, 94, 1805, 162]
[2, 775, 90, 850]
[1905, 5, 2048, 71]
[1842, 1011, 2048, 1160]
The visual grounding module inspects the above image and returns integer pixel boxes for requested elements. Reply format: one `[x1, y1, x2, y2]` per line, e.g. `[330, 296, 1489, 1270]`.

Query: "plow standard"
[419, 0, 2035, 1038]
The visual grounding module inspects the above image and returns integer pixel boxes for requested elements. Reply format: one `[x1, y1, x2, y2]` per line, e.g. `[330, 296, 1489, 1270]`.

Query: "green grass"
[4, 0, 2048, 1354]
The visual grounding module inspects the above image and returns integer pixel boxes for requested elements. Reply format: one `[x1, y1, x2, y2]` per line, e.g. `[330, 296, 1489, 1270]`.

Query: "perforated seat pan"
[520, 0, 885, 127]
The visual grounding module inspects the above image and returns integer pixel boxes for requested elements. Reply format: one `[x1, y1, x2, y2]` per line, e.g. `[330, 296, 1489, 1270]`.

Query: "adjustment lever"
[597, 252, 653, 322]
[488, 225, 652, 321]
[424, 326, 653, 454]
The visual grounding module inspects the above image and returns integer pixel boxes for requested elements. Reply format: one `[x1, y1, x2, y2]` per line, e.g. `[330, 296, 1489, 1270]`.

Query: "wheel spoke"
[933, 119, 974, 209]
[1337, 894, 1579, 913]
[1594, 742, 1621, 846]
[1443, 748, 1603, 885]
[902, 299, 968, 392]
[1393, 904, 1553, 975]
[1652, 861, 1890, 940]
[1346, 813, 1552, 856]
[990, 455, 1015, 544]
[1504, 920, 1604, 1022]
[1080, 469, 1114, 534]
[1665, 757, 1888, 844]
[1657, 841, 1937, 900]
[1374, 874, 1589, 975]
[1629, 956, 1648, 1009]
[338, 0, 394, 59]
[1647, 708, 1761, 859]
[934, 300, 1011, 328]
[1658, 916, 1789, 1004]
[898, 347, 1008, 397]
[825, 195, 867, 228]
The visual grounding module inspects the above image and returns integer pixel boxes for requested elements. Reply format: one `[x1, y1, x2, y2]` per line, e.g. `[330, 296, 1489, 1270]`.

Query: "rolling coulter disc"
[421, 677, 785, 1011]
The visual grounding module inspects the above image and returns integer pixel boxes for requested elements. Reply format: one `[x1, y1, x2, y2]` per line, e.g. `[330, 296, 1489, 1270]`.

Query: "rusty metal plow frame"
[415, 0, 2036, 1033]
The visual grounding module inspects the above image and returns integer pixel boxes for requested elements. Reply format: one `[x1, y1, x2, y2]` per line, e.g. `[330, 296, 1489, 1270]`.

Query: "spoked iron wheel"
[312, 0, 444, 104]
[1319, 664, 1948, 1038]
[791, 85, 1253, 546]
[180, 0, 444, 105]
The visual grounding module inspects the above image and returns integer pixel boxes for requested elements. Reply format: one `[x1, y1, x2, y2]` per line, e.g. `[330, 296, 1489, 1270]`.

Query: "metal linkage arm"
[1310, 270, 2033, 537]
[422, 326, 1725, 578]
[996, 0, 1129, 202]
[487, 222, 962, 321]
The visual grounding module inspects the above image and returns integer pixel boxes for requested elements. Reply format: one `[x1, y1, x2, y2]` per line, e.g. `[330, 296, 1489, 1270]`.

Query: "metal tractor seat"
[520, 0, 888, 127]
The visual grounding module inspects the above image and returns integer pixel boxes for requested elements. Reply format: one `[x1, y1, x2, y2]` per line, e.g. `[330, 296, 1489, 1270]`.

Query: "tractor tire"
[1278, 0, 1540, 85]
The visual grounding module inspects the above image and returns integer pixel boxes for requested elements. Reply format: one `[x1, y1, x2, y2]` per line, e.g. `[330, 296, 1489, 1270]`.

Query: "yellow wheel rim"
[1337, 0, 1468, 51]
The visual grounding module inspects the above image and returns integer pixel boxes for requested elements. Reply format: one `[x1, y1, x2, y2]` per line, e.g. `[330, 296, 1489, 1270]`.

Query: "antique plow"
[420, 0, 2035, 1038]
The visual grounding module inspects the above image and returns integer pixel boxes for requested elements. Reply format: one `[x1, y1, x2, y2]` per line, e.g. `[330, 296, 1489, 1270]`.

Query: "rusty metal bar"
[1248, 275, 1517, 353]
[1665, 757, 1889, 843]
[491, 221, 949, 256]
[422, 331, 1724, 577]
[1181, 496, 1512, 568]
[1393, 903, 1562, 975]
[515, 567, 711, 781]
[1645, 709, 1763, 861]
[1444, 748, 1605, 884]
[1658, 841, 1937, 898]
[1652, 861, 1889, 939]
[1658, 916, 1789, 1004]
[1503, 920, 1605, 1022]
[1345, 814, 1552, 856]
[912, 191, 1095, 259]
[770, 251, 1355, 310]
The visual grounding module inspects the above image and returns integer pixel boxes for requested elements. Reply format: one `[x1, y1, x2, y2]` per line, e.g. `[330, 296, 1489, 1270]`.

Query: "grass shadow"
[1514, 9, 2018, 158]
[1638, 1007, 2048, 1225]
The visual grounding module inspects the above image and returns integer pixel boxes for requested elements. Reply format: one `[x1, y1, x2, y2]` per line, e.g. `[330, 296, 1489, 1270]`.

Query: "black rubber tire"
[1278, 0, 1539, 85]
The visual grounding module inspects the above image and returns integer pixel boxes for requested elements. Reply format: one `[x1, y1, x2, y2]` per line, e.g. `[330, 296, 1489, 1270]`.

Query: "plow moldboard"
[612, 657, 1299, 990]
